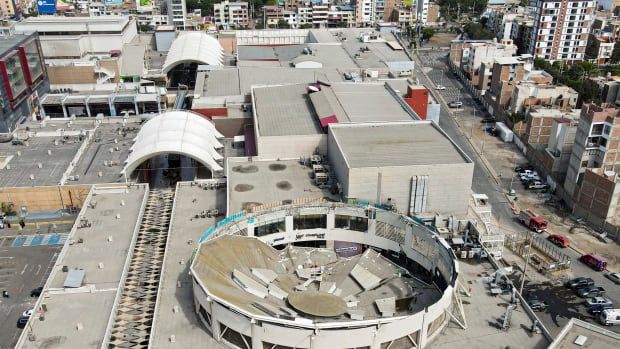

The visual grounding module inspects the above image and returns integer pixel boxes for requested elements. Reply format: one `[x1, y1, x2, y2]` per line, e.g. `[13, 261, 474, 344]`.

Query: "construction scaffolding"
[470, 194, 505, 259]
[505, 231, 571, 274]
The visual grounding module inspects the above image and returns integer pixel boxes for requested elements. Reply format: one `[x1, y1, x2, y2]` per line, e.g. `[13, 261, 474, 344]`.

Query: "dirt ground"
[426, 32, 459, 47]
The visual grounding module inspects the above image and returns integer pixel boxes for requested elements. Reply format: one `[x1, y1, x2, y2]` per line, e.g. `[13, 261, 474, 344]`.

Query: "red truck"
[519, 209, 547, 232]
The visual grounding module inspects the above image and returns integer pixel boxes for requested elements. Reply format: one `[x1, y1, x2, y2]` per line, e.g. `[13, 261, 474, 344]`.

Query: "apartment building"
[167, 0, 187, 30]
[574, 168, 620, 227]
[458, 39, 518, 86]
[355, 0, 375, 26]
[213, 1, 249, 29]
[565, 103, 620, 196]
[417, 0, 429, 23]
[529, 0, 596, 62]
[390, 5, 415, 27]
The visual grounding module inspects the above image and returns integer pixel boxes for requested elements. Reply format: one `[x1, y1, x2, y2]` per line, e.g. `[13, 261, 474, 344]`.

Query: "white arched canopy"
[122, 111, 224, 177]
[162, 32, 224, 74]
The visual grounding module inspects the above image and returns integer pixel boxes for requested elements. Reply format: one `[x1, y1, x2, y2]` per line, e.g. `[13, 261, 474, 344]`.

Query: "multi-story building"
[355, 0, 375, 26]
[458, 39, 518, 86]
[417, 0, 429, 23]
[0, 0, 17, 18]
[426, 1, 441, 23]
[167, 0, 187, 30]
[0, 32, 49, 134]
[213, 1, 250, 29]
[574, 168, 620, 227]
[390, 4, 414, 27]
[529, 0, 596, 62]
[508, 82, 578, 114]
[565, 103, 620, 196]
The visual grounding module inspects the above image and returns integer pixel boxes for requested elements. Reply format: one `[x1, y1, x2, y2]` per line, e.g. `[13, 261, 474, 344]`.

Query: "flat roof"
[549, 318, 620, 349]
[227, 158, 335, 213]
[14, 16, 131, 33]
[237, 44, 358, 69]
[329, 122, 471, 168]
[196, 67, 344, 99]
[0, 33, 34, 56]
[252, 82, 416, 137]
[253, 84, 323, 137]
[120, 44, 146, 76]
[149, 183, 226, 348]
[19, 184, 147, 349]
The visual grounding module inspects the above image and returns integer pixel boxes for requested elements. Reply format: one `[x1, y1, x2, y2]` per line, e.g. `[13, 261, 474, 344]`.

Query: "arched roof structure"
[162, 32, 224, 74]
[122, 111, 224, 177]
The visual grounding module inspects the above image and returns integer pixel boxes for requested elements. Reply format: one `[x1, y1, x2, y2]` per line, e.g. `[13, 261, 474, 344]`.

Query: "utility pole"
[519, 235, 533, 295]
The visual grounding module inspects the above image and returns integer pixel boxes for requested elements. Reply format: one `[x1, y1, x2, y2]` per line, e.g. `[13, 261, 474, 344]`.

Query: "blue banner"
[37, 0, 56, 14]
[104, 0, 123, 5]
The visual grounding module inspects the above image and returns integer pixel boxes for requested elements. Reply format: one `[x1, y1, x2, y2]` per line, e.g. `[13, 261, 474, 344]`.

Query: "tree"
[277, 19, 290, 29]
[585, 34, 599, 61]
[300, 23, 313, 29]
[463, 22, 494, 40]
[422, 28, 436, 41]
[611, 42, 620, 64]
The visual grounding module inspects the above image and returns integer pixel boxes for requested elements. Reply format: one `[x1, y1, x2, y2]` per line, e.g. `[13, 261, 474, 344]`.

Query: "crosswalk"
[11, 233, 69, 247]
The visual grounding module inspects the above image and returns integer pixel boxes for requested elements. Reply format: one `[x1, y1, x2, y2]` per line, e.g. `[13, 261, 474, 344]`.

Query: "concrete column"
[250, 321, 262, 349]
[371, 327, 381, 349]
[134, 102, 139, 116]
[418, 312, 429, 348]
[212, 319, 221, 341]
[326, 212, 335, 229]
[285, 215, 294, 235]
[247, 220, 255, 237]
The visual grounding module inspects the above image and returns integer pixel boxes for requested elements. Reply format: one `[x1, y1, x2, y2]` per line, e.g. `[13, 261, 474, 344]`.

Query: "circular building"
[191, 203, 459, 349]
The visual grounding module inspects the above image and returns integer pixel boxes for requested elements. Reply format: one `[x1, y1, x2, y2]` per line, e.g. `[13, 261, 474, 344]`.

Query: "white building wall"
[345, 163, 473, 216]
[257, 134, 327, 159]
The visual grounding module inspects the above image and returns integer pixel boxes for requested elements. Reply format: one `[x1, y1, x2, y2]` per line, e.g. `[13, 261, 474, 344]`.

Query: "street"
[412, 49, 620, 335]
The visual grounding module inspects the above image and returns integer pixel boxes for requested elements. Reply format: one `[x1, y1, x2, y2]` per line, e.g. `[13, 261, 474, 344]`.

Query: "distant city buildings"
[213, 1, 249, 29]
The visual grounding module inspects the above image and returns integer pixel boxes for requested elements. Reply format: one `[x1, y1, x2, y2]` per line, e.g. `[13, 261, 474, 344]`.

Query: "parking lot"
[0, 240, 61, 348]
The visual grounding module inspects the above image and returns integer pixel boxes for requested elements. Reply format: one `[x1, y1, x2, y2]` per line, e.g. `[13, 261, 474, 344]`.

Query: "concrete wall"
[257, 134, 326, 159]
[327, 132, 350, 197]
[0, 185, 91, 212]
[38, 25, 138, 58]
[344, 163, 474, 217]
[47, 59, 120, 85]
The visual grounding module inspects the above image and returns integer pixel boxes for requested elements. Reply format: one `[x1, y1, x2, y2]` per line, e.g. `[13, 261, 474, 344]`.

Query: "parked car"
[481, 116, 497, 123]
[528, 299, 549, 312]
[16, 316, 28, 329]
[580, 254, 608, 271]
[588, 304, 614, 314]
[448, 101, 463, 108]
[577, 285, 605, 298]
[585, 296, 613, 308]
[30, 287, 42, 297]
[527, 181, 550, 190]
[565, 277, 595, 289]
[22, 309, 34, 318]
[435, 85, 446, 90]
[547, 234, 570, 248]
[515, 166, 534, 173]
[605, 272, 620, 285]
[598, 309, 620, 326]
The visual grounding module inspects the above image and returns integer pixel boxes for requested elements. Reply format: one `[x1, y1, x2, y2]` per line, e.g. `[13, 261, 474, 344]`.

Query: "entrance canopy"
[122, 111, 224, 177]
[162, 32, 224, 74]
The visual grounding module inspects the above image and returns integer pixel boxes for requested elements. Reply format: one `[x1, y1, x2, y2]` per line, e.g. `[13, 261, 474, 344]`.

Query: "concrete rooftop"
[18, 184, 147, 349]
[226, 158, 334, 214]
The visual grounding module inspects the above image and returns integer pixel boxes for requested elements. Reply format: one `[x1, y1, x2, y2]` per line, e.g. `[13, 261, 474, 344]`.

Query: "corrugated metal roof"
[329, 122, 470, 168]
[254, 84, 323, 137]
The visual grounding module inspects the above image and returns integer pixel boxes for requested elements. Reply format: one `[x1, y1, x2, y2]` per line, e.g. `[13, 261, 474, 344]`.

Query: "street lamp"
[519, 234, 534, 295]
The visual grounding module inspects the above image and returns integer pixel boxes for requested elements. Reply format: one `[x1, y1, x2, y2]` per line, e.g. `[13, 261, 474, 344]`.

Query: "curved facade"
[162, 32, 224, 74]
[191, 203, 459, 349]
[122, 111, 224, 177]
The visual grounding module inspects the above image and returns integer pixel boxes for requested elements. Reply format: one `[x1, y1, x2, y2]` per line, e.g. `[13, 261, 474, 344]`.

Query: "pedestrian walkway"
[11, 233, 69, 247]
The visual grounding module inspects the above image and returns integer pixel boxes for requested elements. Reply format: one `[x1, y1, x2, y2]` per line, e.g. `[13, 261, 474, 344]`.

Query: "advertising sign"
[104, 0, 123, 5]
[36, 0, 56, 15]
[137, 0, 155, 11]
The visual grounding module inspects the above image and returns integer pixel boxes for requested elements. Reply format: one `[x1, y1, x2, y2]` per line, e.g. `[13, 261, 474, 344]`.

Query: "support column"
[251, 320, 262, 349]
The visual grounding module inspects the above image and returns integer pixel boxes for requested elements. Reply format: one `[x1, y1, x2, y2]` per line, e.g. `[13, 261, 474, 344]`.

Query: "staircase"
[95, 65, 116, 84]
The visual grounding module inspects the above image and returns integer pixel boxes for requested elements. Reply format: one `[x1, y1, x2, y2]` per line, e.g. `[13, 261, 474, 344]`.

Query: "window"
[335, 215, 368, 232]
[255, 218, 285, 237]
[293, 214, 326, 230]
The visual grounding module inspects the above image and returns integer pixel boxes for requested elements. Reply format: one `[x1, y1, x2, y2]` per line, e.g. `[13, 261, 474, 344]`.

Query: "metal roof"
[120, 44, 146, 77]
[122, 111, 224, 176]
[162, 32, 223, 74]
[254, 84, 323, 137]
[329, 122, 471, 168]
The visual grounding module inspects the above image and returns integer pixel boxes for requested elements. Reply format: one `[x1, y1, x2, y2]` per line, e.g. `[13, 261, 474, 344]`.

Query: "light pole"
[519, 234, 534, 295]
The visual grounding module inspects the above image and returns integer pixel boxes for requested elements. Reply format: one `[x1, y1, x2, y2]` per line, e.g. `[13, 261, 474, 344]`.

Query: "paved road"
[412, 50, 620, 334]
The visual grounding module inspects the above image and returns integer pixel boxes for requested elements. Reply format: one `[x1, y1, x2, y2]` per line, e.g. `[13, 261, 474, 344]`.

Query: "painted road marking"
[11, 233, 68, 247]
[20, 264, 28, 275]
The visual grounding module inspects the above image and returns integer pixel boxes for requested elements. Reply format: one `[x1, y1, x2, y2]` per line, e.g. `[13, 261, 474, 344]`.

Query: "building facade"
[0, 33, 49, 133]
[213, 1, 249, 29]
[167, 0, 187, 30]
[529, 0, 596, 62]
[565, 103, 620, 196]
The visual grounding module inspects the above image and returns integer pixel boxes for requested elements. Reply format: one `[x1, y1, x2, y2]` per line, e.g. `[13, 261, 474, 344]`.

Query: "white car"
[606, 272, 620, 285]
[435, 85, 446, 90]
[22, 309, 34, 317]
